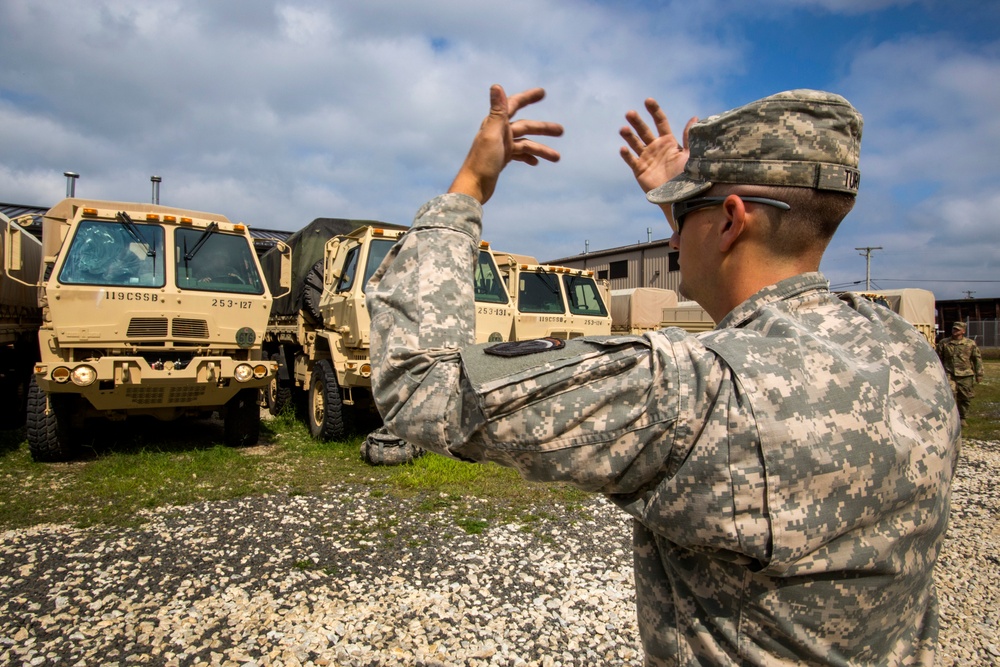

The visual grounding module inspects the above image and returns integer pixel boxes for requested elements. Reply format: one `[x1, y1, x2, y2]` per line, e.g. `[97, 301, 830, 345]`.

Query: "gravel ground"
[1, 439, 997, 667]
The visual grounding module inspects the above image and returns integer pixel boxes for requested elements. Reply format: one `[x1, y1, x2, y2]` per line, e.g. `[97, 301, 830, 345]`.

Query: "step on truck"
[496, 253, 612, 340]
[0, 212, 43, 428]
[2, 198, 290, 461]
[260, 219, 514, 441]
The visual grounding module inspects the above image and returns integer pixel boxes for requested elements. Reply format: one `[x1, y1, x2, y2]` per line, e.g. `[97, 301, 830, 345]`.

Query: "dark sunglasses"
[670, 196, 791, 233]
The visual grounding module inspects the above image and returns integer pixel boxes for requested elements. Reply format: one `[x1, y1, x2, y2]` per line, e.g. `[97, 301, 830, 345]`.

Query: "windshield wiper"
[184, 221, 218, 261]
[116, 211, 155, 258]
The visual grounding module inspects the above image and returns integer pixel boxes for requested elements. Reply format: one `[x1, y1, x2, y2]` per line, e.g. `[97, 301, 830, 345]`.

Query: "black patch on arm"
[484, 337, 566, 357]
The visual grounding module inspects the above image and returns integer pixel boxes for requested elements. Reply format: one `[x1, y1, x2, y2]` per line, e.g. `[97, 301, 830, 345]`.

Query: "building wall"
[548, 240, 680, 292]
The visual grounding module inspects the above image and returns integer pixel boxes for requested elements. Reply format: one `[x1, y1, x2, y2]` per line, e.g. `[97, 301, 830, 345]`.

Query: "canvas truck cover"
[261, 217, 406, 317]
[856, 289, 936, 326]
[610, 287, 678, 330]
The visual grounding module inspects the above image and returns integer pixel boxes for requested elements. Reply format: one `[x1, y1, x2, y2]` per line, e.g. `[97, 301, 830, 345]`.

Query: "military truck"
[610, 287, 678, 335]
[495, 253, 611, 340]
[2, 198, 288, 461]
[261, 219, 514, 441]
[0, 212, 43, 427]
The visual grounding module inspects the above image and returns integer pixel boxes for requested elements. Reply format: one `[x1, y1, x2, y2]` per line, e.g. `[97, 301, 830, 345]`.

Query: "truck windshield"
[475, 251, 509, 304]
[175, 228, 264, 294]
[59, 219, 165, 287]
[336, 238, 395, 294]
[363, 239, 395, 293]
[517, 272, 565, 314]
[563, 275, 608, 316]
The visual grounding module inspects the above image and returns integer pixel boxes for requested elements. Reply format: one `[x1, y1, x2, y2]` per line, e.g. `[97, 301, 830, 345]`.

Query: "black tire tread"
[308, 359, 345, 441]
[25, 375, 76, 462]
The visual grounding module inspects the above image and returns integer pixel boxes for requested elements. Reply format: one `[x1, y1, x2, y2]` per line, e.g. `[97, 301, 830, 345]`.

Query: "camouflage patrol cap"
[647, 89, 863, 204]
[952, 321, 966, 331]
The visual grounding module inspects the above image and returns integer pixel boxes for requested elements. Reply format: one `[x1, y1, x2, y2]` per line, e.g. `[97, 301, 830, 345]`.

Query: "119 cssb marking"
[105, 291, 159, 302]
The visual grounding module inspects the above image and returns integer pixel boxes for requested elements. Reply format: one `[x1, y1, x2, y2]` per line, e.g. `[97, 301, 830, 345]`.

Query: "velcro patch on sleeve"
[484, 337, 566, 357]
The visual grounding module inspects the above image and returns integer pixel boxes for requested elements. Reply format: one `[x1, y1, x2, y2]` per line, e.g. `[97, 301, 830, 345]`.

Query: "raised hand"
[449, 85, 563, 205]
[619, 98, 697, 195]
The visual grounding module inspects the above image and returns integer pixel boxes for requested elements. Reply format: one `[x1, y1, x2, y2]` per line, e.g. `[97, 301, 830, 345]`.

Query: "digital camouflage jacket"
[368, 193, 961, 666]
[937, 336, 984, 379]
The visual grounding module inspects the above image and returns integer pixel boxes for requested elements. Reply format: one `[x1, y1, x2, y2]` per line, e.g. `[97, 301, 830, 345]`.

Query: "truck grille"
[126, 317, 211, 339]
[127, 318, 168, 337]
[125, 386, 207, 404]
[172, 318, 210, 338]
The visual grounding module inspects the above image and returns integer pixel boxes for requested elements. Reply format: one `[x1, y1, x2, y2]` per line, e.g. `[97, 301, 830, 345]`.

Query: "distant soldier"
[937, 321, 984, 425]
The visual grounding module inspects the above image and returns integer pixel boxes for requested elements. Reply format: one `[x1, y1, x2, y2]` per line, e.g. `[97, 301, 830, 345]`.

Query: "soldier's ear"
[718, 195, 747, 253]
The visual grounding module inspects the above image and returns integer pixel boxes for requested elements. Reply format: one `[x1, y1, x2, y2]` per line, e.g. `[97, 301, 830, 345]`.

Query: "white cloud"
[0, 0, 996, 300]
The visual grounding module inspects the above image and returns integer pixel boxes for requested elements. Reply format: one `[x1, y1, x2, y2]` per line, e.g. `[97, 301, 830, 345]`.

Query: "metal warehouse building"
[547, 239, 680, 292]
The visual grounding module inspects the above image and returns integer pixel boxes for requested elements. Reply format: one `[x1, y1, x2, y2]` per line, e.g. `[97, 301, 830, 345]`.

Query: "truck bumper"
[34, 356, 276, 411]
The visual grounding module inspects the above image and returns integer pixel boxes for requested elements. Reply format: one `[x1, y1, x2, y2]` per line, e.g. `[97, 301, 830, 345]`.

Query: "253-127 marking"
[212, 299, 252, 309]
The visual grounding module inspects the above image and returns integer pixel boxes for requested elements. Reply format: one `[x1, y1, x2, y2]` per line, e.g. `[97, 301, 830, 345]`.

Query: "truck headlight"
[252, 364, 269, 379]
[71, 365, 97, 386]
[52, 367, 71, 383]
[234, 364, 254, 382]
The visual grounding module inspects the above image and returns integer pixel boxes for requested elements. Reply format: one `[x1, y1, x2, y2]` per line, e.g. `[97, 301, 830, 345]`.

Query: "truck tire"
[267, 352, 292, 417]
[302, 259, 325, 324]
[26, 375, 77, 462]
[224, 388, 261, 447]
[308, 359, 345, 441]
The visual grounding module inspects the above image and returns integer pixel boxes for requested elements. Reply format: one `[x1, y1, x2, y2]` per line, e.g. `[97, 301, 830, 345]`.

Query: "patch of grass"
[0, 408, 590, 530]
[456, 518, 489, 535]
[964, 359, 1000, 441]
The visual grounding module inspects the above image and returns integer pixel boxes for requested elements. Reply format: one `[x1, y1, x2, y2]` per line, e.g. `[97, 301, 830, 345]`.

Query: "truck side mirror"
[273, 240, 292, 299]
[4, 220, 23, 272]
[2, 218, 38, 287]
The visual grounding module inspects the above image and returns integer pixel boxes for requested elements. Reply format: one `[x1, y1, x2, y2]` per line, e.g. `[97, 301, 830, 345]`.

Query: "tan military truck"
[261, 219, 514, 441]
[2, 198, 288, 461]
[610, 287, 678, 334]
[661, 301, 716, 333]
[496, 253, 612, 340]
[0, 212, 43, 428]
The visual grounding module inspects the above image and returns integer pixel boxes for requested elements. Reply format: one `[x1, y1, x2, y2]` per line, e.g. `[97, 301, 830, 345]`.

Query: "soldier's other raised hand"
[619, 98, 697, 196]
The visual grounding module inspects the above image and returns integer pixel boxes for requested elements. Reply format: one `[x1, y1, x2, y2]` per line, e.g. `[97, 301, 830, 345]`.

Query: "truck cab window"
[475, 252, 509, 304]
[362, 239, 395, 294]
[563, 275, 608, 316]
[175, 228, 264, 294]
[335, 245, 360, 293]
[518, 272, 565, 314]
[59, 220, 165, 287]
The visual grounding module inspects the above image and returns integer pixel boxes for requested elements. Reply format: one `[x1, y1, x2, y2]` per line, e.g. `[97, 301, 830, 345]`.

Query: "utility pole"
[855, 246, 883, 290]
[963, 290, 976, 299]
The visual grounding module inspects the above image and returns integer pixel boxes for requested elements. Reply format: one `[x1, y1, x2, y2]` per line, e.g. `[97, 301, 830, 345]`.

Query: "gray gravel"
[1, 439, 997, 667]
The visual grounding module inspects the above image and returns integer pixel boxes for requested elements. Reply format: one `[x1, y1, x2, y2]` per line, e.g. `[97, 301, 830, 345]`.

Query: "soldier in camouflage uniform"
[937, 321, 984, 424]
[367, 85, 960, 666]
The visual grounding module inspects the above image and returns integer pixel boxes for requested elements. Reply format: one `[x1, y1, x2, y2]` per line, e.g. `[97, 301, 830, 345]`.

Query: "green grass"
[964, 359, 1000, 441]
[4, 359, 994, 531]
[0, 403, 589, 531]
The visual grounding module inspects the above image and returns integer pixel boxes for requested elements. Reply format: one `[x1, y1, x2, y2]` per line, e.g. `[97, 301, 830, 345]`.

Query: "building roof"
[546, 238, 673, 265]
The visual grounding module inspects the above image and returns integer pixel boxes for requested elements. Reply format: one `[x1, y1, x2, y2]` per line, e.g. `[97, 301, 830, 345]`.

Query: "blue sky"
[1, 0, 997, 299]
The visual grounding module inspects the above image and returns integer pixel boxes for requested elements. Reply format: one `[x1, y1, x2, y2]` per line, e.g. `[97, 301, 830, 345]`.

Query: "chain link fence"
[967, 320, 998, 348]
